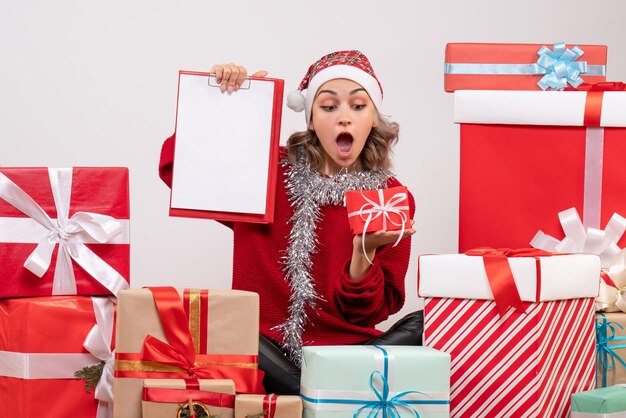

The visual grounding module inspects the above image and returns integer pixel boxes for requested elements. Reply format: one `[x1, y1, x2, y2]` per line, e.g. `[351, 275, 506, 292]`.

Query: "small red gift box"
[0, 167, 130, 297]
[345, 186, 410, 235]
[0, 296, 115, 418]
[444, 42, 607, 92]
[454, 87, 626, 252]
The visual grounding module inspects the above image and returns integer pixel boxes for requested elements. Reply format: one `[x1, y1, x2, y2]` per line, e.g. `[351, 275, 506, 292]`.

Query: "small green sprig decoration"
[74, 361, 105, 393]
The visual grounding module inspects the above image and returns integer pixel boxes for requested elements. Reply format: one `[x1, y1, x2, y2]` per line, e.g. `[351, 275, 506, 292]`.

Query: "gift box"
[419, 251, 600, 417]
[114, 287, 264, 418]
[0, 167, 130, 297]
[444, 42, 607, 92]
[345, 186, 410, 235]
[235, 394, 302, 418]
[0, 296, 115, 418]
[454, 87, 626, 253]
[142, 379, 235, 418]
[597, 313, 626, 388]
[300, 345, 450, 418]
[571, 385, 626, 417]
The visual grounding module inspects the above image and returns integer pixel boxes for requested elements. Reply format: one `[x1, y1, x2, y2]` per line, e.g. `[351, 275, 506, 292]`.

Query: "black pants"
[258, 310, 424, 395]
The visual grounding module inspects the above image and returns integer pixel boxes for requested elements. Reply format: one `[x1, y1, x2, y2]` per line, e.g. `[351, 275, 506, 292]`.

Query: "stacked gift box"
[0, 167, 130, 417]
[415, 41, 626, 417]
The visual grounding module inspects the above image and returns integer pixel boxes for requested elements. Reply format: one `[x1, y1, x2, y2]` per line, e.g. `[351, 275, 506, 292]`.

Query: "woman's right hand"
[209, 63, 268, 93]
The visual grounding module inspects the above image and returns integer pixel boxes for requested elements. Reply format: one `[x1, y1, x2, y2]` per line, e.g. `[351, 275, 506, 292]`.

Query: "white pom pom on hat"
[287, 50, 383, 123]
[286, 90, 306, 112]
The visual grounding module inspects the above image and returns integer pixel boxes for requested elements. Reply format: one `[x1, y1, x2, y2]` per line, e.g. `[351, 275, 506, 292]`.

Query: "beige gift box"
[597, 312, 626, 387]
[113, 288, 263, 418]
[142, 379, 235, 418]
[235, 394, 303, 418]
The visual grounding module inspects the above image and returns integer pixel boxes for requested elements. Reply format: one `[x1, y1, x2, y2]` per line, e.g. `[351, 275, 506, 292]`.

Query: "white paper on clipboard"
[171, 73, 276, 215]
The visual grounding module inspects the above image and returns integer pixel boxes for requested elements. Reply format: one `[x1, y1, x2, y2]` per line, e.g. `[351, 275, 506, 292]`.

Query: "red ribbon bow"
[141, 287, 265, 393]
[465, 248, 553, 317]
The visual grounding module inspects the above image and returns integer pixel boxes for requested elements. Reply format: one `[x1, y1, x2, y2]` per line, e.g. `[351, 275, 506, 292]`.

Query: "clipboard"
[169, 70, 284, 224]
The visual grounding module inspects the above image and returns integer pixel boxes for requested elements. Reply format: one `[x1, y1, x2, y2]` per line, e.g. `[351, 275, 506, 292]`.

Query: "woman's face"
[309, 78, 378, 175]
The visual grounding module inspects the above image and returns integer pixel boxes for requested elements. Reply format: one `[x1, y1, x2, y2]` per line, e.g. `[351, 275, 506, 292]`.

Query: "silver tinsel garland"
[273, 159, 392, 365]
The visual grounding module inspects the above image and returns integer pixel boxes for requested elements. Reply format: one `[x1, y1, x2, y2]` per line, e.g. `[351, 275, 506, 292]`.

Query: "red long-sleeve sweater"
[159, 134, 415, 345]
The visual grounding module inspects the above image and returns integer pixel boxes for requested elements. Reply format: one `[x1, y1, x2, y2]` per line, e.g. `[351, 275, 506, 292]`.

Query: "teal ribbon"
[352, 346, 422, 418]
[533, 42, 587, 90]
[596, 314, 626, 387]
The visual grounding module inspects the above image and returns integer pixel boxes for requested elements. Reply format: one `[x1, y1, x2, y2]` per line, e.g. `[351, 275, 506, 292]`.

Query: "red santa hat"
[286, 50, 384, 124]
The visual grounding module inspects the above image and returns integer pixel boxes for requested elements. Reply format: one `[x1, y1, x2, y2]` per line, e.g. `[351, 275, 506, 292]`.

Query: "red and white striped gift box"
[419, 252, 601, 417]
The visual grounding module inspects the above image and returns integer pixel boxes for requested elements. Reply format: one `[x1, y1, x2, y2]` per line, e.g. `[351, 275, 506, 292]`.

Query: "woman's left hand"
[349, 220, 415, 280]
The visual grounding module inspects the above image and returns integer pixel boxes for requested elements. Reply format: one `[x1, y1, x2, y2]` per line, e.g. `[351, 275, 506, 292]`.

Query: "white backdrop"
[1, 0, 625, 330]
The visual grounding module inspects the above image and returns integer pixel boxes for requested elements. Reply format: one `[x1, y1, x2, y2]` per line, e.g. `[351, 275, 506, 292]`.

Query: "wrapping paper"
[235, 394, 302, 418]
[142, 379, 235, 418]
[597, 313, 626, 387]
[114, 287, 263, 418]
[444, 42, 607, 92]
[456, 92, 626, 252]
[424, 297, 596, 417]
[0, 296, 113, 418]
[0, 167, 130, 297]
[571, 385, 626, 417]
[300, 345, 450, 418]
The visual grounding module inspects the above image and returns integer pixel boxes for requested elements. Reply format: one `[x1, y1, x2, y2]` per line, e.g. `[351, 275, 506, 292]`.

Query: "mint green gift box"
[571, 385, 626, 417]
[300, 345, 450, 418]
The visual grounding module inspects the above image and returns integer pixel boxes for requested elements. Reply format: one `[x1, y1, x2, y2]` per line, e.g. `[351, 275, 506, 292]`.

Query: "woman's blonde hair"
[286, 112, 399, 172]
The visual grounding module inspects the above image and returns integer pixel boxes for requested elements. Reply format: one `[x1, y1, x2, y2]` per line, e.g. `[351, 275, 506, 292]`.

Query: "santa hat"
[287, 50, 383, 124]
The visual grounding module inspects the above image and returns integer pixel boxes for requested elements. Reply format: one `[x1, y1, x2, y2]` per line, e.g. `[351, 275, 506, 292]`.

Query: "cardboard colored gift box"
[597, 313, 626, 388]
[454, 88, 626, 253]
[142, 379, 235, 418]
[444, 42, 607, 92]
[345, 186, 411, 234]
[114, 287, 264, 418]
[0, 167, 130, 297]
[0, 296, 115, 418]
[235, 394, 302, 418]
[300, 345, 450, 418]
[571, 385, 626, 417]
[419, 252, 600, 418]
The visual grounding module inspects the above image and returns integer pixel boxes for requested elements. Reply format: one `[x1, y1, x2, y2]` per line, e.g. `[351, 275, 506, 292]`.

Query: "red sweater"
[159, 134, 415, 345]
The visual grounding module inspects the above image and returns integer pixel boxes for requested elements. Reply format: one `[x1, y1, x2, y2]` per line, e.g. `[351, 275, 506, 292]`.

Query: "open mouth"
[336, 132, 354, 154]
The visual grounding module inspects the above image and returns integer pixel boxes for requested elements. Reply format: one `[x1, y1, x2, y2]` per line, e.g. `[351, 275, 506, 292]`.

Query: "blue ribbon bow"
[532, 42, 588, 90]
[596, 314, 626, 387]
[352, 346, 424, 418]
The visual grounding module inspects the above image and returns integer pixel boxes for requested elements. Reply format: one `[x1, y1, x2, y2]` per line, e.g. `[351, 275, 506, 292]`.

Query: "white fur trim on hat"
[303, 64, 383, 124]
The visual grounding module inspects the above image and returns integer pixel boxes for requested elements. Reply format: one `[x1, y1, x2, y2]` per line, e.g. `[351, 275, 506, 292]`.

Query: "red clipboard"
[169, 71, 284, 224]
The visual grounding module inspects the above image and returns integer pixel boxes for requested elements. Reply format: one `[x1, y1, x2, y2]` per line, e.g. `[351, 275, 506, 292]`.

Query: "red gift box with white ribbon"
[0, 167, 130, 297]
[345, 186, 410, 235]
[0, 296, 116, 418]
[455, 84, 626, 254]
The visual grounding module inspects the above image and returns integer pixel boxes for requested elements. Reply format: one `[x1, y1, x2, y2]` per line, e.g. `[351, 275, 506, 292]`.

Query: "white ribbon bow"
[531, 207, 626, 311]
[83, 297, 115, 418]
[347, 190, 409, 265]
[0, 168, 129, 296]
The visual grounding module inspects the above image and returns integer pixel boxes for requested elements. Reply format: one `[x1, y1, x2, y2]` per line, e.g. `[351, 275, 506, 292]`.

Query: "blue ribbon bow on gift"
[596, 314, 626, 387]
[532, 42, 588, 90]
[353, 346, 423, 418]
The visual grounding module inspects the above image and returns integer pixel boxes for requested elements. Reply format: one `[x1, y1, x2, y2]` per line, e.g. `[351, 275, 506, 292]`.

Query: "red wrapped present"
[345, 186, 410, 235]
[418, 251, 600, 417]
[114, 287, 265, 418]
[444, 42, 607, 92]
[0, 167, 130, 297]
[0, 296, 115, 418]
[455, 85, 626, 255]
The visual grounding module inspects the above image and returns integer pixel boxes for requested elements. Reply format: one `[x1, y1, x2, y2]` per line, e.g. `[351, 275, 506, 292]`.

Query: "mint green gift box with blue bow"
[300, 345, 450, 418]
[571, 385, 626, 417]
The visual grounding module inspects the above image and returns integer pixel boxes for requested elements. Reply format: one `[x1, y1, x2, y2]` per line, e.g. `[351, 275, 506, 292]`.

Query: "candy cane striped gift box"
[419, 253, 601, 417]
